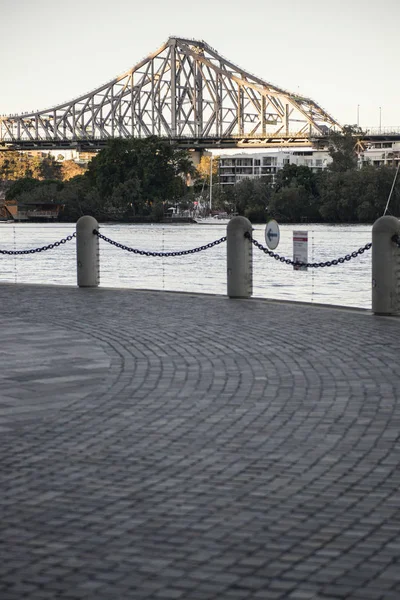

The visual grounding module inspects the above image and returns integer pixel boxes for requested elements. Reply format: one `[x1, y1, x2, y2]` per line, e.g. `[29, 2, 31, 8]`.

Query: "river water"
[0, 222, 372, 309]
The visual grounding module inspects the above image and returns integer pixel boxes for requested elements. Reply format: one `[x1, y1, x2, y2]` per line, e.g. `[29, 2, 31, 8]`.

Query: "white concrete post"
[227, 216, 253, 298]
[76, 216, 100, 288]
[372, 215, 400, 315]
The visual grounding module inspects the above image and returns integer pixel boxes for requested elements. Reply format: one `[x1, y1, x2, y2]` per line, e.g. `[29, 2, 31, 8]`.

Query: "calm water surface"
[0, 222, 372, 309]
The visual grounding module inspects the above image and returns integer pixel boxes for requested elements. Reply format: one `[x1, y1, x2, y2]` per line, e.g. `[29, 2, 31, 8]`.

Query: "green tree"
[274, 164, 319, 196]
[327, 125, 361, 172]
[268, 185, 319, 223]
[58, 175, 107, 221]
[351, 165, 399, 221]
[267, 164, 320, 222]
[5, 177, 40, 200]
[16, 180, 64, 207]
[86, 137, 195, 210]
[316, 164, 399, 223]
[109, 177, 142, 219]
[39, 154, 62, 180]
[231, 177, 272, 222]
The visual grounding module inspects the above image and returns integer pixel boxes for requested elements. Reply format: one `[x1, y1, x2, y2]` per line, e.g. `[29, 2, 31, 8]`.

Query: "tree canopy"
[2, 138, 196, 221]
[327, 125, 362, 172]
[2, 131, 399, 224]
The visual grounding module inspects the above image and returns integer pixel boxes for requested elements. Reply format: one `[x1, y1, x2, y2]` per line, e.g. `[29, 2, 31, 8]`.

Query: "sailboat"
[194, 213, 232, 225]
[194, 155, 234, 224]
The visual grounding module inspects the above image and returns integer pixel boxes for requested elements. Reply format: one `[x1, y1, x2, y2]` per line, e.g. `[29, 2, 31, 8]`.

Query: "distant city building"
[358, 140, 400, 167]
[218, 149, 332, 185]
[23, 149, 96, 165]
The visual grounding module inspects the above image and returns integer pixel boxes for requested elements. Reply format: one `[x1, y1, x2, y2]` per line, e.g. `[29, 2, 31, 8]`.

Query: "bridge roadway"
[0, 283, 399, 600]
[2, 132, 400, 152]
[0, 135, 315, 152]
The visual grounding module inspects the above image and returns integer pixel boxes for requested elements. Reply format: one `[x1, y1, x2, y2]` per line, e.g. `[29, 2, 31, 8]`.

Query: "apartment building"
[358, 141, 400, 167]
[218, 149, 332, 185]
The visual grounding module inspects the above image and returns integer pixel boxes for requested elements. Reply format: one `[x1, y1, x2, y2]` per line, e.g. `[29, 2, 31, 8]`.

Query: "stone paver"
[0, 283, 399, 599]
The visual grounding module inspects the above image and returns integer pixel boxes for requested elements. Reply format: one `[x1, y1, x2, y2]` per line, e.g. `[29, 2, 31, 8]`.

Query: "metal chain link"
[392, 234, 400, 248]
[0, 233, 76, 256]
[245, 231, 372, 268]
[93, 229, 227, 256]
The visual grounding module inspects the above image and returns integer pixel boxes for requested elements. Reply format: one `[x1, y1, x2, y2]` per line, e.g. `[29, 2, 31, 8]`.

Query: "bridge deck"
[0, 283, 399, 600]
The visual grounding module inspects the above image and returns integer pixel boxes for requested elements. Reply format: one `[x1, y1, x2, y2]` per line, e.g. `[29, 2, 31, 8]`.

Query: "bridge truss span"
[0, 37, 341, 150]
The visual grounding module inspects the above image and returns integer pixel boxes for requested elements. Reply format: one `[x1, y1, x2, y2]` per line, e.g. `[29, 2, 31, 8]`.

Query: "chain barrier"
[244, 232, 372, 268]
[2, 228, 394, 262]
[0, 233, 76, 256]
[93, 229, 227, 257]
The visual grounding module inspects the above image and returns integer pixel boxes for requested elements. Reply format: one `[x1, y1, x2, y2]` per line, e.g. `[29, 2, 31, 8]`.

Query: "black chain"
[93, 229, 227, 256]
[0, 233, 76, 256]
[245, 232, 372, 268]
[392, 234, 400, 248]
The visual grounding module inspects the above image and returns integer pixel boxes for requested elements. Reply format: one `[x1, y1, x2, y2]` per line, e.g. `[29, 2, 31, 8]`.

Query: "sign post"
[293, 230, 308, 271]
[265, 220, 280, 250]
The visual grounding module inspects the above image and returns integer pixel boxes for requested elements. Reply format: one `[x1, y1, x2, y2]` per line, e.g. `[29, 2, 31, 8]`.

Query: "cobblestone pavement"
[0, 283, 399, 600]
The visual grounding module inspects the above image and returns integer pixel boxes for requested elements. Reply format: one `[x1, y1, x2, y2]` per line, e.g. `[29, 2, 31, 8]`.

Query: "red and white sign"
[293, 230, 308, 271]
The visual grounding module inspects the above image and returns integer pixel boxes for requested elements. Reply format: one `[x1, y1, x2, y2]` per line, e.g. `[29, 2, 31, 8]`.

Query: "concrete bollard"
[372, 215, 400, 315]
[227, 216, 253, 298]
[76, 216, 100, 288]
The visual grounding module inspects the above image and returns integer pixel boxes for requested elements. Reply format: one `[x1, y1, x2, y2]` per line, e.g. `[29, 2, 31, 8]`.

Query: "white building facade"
[218, 149, 332, 185]
[358, 140, 400, 168]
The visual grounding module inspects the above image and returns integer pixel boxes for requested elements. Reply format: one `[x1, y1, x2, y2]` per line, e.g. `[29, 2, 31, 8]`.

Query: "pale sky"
[1, 0, 398, 130]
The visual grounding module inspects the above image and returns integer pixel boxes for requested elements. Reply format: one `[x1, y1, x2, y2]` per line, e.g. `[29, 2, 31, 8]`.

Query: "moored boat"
[194, 213, 233, 224]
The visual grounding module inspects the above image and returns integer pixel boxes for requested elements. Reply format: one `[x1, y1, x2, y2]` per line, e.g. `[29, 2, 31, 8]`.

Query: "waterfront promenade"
[0, 283, 399, 600]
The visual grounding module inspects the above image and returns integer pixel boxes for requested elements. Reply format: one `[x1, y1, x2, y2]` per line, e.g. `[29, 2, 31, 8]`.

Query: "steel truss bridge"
[0, 37, 342, 152]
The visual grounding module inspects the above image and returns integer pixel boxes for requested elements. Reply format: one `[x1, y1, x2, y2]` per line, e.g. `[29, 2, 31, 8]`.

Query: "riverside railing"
[1, 215, 399, 315]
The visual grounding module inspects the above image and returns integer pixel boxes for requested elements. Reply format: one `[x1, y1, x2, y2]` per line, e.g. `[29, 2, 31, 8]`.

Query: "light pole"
[379, 107, 382, 133]
[209, 155, 213, 213]
[357, 105, 360, 127]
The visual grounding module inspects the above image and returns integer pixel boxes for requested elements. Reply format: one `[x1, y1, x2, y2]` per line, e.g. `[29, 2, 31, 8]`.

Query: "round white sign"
[265, 219, 280, 250]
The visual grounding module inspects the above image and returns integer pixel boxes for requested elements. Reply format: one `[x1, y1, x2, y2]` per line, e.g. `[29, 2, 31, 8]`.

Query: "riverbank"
[58, 215, 197, 224]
